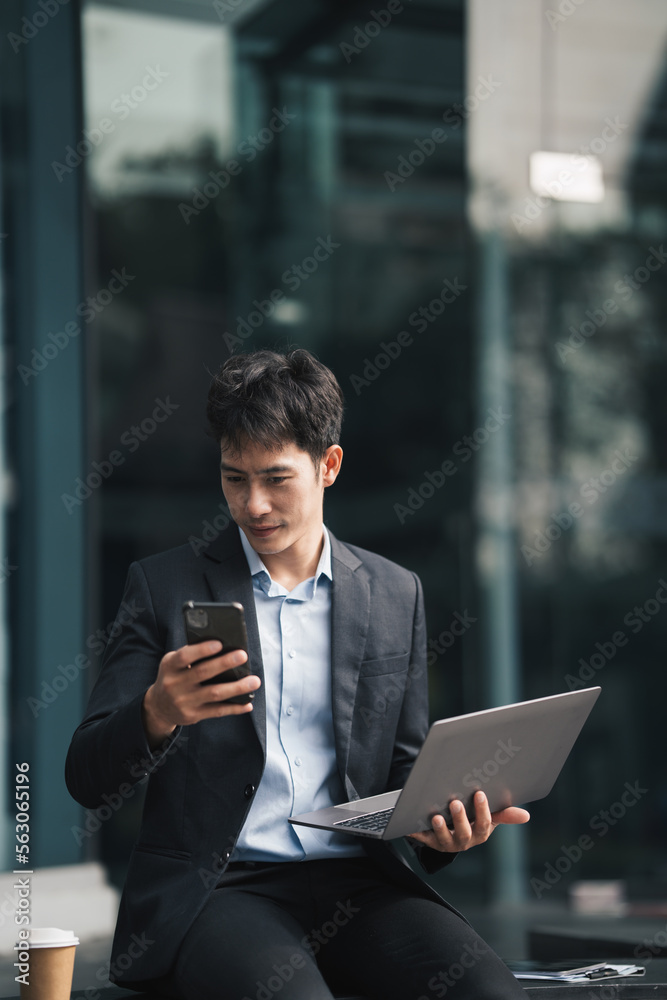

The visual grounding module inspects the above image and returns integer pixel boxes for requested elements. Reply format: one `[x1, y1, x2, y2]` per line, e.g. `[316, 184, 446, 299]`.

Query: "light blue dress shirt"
[232, 525, 364, 862]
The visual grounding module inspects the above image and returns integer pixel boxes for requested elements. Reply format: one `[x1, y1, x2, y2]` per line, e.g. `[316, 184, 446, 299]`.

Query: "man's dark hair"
[207, 349, 344, 464]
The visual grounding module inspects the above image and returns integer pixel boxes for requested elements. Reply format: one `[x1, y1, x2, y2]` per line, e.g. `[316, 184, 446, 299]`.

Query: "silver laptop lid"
[383, 686, 601, 838]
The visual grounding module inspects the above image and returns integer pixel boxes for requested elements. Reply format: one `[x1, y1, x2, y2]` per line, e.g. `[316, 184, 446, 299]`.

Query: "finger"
[448, 799, 475, 848]
[199, 698, 258, 720]
[193, 648, 249, 683]
[411, 812, 457, 847]
[432, 813, 457, 845]
[472, 791, 491, 823]
[167, 641, 223, 671]
[168, 671, 260, 725]
[408, 815, 458, 853]
[469, 791, 493, 841]
[490, 806, 531, 825]
[407, 829, 450, 851]
[408, 832, 436, 849]
[201, 672, 262, 705]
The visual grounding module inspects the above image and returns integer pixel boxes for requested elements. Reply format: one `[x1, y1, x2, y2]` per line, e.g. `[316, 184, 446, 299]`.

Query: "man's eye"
[224, 476, 243, 483]
[268, 477, 287, 484]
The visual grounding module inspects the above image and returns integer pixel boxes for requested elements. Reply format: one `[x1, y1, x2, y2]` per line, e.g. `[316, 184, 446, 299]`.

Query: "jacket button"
[223, 849, 231, 861]
[244, 783, 255, 799]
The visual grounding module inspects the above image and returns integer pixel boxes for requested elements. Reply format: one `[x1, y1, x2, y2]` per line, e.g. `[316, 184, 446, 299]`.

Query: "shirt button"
[244, 784, 255, 799]
[294, 757, 302, 767]
[288, 649, 296, 658]
[286, 706, 294, 716]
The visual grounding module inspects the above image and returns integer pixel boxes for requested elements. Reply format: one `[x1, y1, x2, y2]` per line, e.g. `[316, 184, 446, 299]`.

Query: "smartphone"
[182, 601, 254, 704]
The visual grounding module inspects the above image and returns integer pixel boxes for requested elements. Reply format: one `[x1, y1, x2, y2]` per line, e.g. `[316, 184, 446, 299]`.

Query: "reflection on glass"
[80, 0, 667, 901]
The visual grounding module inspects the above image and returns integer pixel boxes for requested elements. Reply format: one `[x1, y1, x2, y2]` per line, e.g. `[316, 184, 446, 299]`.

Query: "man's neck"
[252, 526, 325, 593]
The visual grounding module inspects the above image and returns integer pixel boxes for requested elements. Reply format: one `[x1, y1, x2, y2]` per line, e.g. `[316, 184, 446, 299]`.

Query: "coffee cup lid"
[22, 928, 80, 948]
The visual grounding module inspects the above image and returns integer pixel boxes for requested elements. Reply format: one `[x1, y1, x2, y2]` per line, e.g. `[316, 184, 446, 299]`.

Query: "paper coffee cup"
[18, 928, 79, 1000]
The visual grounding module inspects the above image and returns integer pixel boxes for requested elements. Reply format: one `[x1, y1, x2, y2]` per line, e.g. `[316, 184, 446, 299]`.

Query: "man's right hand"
[142, 641, 261, 749]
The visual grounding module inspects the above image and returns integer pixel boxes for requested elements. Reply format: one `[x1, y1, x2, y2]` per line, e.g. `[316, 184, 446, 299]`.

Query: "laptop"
[289, 687, 600, 840]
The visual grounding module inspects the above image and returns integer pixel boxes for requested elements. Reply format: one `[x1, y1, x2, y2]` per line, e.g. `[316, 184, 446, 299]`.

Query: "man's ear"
[321, 445, 343, 487]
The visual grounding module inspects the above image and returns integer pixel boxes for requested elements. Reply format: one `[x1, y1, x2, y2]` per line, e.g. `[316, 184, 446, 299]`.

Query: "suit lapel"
[200, 529, 368, 781]
[202, 530, 266, 755]
[329, 533, 370, 798]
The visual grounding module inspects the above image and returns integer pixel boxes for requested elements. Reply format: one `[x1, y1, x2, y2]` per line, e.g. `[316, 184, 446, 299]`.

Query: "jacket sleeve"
[65, 560, 183, 809]
[392, 571, 456, 874]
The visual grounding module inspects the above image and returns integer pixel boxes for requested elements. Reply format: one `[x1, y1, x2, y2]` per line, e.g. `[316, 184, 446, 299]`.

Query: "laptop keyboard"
[333, 806, 394, 833]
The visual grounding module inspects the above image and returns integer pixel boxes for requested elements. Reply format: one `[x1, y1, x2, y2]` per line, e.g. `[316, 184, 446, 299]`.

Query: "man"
[66, 349, 528, 1000]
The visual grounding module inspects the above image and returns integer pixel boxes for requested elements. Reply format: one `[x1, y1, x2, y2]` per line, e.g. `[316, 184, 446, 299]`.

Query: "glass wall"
[79, 0, 473, 886]
[3, 0, 663, 910]
[465, 0, 667, 903]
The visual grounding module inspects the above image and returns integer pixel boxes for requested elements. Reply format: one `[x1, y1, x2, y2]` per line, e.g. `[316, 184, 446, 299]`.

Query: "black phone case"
[182, 601, 253, 704]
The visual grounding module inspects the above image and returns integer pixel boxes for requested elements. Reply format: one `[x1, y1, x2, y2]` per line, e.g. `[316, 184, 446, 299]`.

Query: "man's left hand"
[408, 791, 530, 853]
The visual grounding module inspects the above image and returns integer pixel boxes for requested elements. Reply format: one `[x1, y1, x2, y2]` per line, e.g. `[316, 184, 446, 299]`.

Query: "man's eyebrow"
[219, 461, 294, 473]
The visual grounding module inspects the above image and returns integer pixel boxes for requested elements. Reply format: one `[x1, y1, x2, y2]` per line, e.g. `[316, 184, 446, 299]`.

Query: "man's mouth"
[247, 524, 281, 537]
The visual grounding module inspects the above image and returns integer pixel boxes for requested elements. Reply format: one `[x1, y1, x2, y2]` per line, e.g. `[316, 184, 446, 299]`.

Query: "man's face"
[220, 438, 341, 560]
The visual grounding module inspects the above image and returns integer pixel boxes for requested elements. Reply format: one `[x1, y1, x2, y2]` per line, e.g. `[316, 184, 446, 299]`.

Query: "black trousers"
[168, 856, 527, 1000]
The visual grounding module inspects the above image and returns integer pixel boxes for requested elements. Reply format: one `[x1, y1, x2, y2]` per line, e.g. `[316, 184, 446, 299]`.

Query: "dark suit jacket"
[65, 527, 458, 989]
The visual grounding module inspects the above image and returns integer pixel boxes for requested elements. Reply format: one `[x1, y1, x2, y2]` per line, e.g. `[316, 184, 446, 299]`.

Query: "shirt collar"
[238, 524, 332, 594]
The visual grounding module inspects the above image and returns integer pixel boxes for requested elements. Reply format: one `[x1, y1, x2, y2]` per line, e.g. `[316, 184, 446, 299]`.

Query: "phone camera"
[186, 608, 208, 629]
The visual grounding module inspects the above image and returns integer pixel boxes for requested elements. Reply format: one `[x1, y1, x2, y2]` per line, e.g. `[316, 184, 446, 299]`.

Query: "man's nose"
[246, 483, 271, 517]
